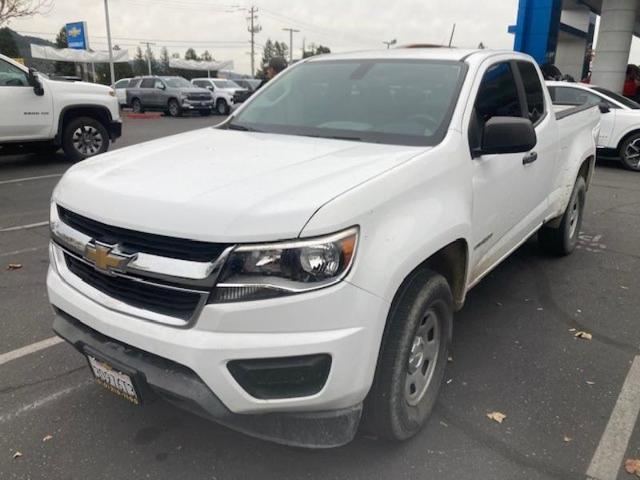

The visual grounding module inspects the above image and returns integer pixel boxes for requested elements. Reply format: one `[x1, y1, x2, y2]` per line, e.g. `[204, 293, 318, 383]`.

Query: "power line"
[282, 28, 300, 63]
[247, 6, 261, 76]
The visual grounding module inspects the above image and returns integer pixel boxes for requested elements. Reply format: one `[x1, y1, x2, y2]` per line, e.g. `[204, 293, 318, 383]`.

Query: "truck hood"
[53, 128, 425, 242]
[48, 78, 113, 96]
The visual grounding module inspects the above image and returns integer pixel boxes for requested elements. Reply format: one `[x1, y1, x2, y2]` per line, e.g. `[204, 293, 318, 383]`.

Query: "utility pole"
[383, 39, 397, 49]
[448, 23, 456, 48]
[140, 41, 156, 75]
[282, 27, 300, 63]
[247, 6, 261, 77]
[103, 0, 115, 86]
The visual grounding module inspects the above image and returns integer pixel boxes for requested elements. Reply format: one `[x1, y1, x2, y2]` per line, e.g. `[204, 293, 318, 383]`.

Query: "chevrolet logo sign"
[84, 242, 135, 274]
[68, 27, 81, 38]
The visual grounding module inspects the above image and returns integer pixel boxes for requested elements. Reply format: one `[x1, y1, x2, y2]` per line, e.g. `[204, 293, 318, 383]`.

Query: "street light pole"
[140, 41, 156, 75]
[103, 0, 115, 86]
[282, 28, 300, 63]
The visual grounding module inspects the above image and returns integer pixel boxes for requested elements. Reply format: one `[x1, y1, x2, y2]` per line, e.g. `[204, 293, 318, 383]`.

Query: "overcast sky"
[7, 0, 640, 75]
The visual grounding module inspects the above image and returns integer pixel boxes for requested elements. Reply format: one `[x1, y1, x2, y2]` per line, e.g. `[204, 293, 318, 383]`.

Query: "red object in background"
[623, 79, 638, 97]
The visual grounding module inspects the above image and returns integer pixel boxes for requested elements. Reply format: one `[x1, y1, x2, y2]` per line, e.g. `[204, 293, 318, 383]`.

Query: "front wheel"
[620, 133, 640, 171]
[61, 117, 109, 162]
[538, 175, 586, 255]
[216, 99, 230, 115]
[363, 269, 452, 441]
[168, 99, 182, 117]
[131, 98, 143, 114]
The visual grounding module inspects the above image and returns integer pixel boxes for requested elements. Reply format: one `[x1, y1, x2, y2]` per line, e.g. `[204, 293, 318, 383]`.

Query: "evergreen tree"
[202, 50, 213, 61]
[259, 39, 275, 77]
[273, 41, 288, 60]
[184, 48, 199, 61]
[133, 46, 146, 76]
[159, 47, 171, 75]
[0, 27, 19, 57]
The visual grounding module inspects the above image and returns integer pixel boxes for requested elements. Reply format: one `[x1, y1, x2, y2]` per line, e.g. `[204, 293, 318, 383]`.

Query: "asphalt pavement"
[1, 115, 639, 480]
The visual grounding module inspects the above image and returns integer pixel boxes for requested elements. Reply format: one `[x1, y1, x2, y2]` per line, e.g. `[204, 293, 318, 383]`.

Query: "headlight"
[211, 227, 358, 303]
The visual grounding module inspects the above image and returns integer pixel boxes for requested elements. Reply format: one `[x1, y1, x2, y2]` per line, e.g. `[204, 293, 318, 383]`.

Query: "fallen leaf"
[12, 451, 22, 459]
[625, 458, 640, 475]
[563, 435, 572, 442]
[6, 263, 22, 271]
[42, 434, 53, 442]
[569, 328, 577, 332]
[486, 411, 506, 424]
[447, 355, 453, 362]
[586, 381, 595, 385]
[575, 331, 593, 341]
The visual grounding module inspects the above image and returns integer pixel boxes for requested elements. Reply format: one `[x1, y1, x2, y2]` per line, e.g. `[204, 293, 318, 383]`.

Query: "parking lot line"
[0, 336, 63, 367]
[0, 245, 47, 258]
[587, 356, 640, 480]
[0, 221, 49, 232]
[0, 174, 63, 186]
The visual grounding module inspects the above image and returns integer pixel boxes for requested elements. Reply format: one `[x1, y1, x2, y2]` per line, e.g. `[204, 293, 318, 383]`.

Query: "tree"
[201, 50, 212, 61]
[54, 26, 75, 76]
[0, 0, 51, 26]
[273, 41, 288, 60]
[303, 44, 331, 59]
[133, 46, 146, 76]
[158, 46, 171, 75]
[0, 27, 19, 57]
[184, 48, 199, 61]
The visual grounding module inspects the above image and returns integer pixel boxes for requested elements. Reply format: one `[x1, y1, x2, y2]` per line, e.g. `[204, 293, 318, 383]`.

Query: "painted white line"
[0, 173, 62, 185]
[0, 245, 47, 258]
[587, 356, 640, 480]
[0, 336, 64, 367]
[0, 381, 91, 424]
[0, 221, 49, 232]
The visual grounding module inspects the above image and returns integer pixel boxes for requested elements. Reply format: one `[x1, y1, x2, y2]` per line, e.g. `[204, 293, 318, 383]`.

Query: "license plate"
[87, 355, 140, 405]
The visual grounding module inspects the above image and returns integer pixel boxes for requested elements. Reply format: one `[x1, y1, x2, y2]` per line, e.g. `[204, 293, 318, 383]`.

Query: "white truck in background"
[0, 53, 121, 162]
[48, 48, 600, 448]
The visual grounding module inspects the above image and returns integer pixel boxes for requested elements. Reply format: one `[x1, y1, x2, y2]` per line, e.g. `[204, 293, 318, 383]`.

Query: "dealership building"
[510, 0, 640, 92]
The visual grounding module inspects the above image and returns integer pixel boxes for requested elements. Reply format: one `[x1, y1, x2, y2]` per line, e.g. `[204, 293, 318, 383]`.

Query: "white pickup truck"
[0, 53, 121, 161]
[48, 48, 600, 448]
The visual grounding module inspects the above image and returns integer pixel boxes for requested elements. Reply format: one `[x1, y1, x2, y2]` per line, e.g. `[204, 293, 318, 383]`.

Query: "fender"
[55, 104, 114, 145]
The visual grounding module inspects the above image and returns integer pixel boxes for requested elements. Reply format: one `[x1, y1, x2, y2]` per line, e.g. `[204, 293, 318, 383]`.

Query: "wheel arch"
[56, 105, 113, 145]
[616, 128, 640, 155]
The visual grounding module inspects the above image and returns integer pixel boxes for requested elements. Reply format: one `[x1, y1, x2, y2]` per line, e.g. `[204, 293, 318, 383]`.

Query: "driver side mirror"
[598, 102, 611, 114]
[28, 68, 44, 96]
[479, 117, 537, 155]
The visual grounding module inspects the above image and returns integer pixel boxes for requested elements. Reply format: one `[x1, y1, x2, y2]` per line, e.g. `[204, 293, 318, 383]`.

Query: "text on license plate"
[87, 355, 139, 405]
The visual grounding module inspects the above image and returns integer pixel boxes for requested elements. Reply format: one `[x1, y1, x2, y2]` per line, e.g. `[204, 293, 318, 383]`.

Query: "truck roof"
[306, 47, 532, 63]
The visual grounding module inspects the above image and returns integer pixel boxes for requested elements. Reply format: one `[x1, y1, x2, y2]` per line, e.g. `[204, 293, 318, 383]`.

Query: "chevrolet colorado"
[0, 53, 121, 162]
[48, 48, 600, 448]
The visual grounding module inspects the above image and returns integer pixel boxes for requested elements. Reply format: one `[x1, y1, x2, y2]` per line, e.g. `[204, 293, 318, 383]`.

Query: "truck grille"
[65, 254, 204, 320]
[57, 206, 229, 262]
[187, 93, 211, 101]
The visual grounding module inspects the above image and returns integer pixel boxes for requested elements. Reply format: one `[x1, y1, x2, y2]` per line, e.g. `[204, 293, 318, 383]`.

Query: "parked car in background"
[548, 81, 640, 171]
[49, 48, 600, 448]
[233, 78, 261, 92]
[114, 78, 132, 107]
[191, 77, 247, 114]
[0, 53, 121, 162]
[126, 76, 213, 117]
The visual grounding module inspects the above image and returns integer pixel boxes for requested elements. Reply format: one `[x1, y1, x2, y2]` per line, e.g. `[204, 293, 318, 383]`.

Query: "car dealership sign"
[65, 22, 89, 50]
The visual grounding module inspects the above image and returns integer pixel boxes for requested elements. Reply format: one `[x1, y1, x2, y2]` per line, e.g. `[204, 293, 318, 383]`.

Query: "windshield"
[229, 59, 465, 146]
[214, 80, 240, 89]
[592, 86, 640, 109]
[163, 77, 193, 88]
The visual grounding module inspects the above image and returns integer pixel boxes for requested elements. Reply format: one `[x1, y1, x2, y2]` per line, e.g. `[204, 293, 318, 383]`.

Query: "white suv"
[191, 77, 247, 114]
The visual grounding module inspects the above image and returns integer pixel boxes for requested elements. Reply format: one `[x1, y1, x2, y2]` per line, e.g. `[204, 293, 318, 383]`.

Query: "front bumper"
[108, 121, 122, 141]
[181, 100, 214, 110]
[47, 259, 389, 445]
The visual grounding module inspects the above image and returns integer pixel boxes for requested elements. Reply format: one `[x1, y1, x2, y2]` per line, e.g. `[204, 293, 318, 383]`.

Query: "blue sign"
[65, 22, 89, 50]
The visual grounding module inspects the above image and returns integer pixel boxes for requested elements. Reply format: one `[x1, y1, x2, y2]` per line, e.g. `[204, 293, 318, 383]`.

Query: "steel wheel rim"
[71, 125, 103, 156]
[132, 100, 141, 113]
[624, 138, 640, 170]
[405, 309, 440, 406]
[217, 102, 226, 114]
[169, 102, 179, 116]
[568, 194, 581, 239]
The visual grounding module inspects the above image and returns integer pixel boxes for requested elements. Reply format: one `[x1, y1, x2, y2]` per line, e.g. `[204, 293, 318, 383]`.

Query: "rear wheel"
[538, 175, 586, 255]
[131, 98, 143, 114]
[363, 269, 452, 441]
[620, 133, 640, 171]
[216, 99, 229, 115]
[62, 117, 109, 162]
[168, 99, 182, 117]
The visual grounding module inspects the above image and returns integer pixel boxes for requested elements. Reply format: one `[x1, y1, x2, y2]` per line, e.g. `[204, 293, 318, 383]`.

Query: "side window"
[548, 87, 602, 106]
[140, 78, 154, 88]
[153, 79, 164, 89]
[0, 59, 29, 87]
[517, 61, 545, 123]
[475, 62, 522, 122]
[114, 79, 129, 88]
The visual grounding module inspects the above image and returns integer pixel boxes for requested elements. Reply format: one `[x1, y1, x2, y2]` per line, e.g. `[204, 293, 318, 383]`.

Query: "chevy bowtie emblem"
[68, 27, 81, 38]
[84, 242, 135, 273]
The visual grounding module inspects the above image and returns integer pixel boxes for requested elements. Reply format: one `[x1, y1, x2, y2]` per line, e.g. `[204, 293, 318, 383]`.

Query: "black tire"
[363, 269, 453, 441]
[619, 132, 640, 171]
[61, 116, 109, 162]
[131, 98, 144, 114]
[538, 176, 586, 255]
[216, 99, 230, 115]
[199, 109, 212, 116]
[168, 99, 182, 117]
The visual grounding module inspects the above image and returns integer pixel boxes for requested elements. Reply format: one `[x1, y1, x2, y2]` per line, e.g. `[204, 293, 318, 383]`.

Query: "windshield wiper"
[226, 123, 260, 132]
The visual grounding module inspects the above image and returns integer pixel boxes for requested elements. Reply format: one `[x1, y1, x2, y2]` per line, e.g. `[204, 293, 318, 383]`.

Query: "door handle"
[522, 151, 538, 165]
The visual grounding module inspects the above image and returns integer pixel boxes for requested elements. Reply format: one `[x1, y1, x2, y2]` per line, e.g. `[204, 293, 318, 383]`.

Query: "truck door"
[468, 60, 545, 279]
[152, 78, 166, 107]
[138, 77, 155, 107]
[0, 58, 53, 141]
